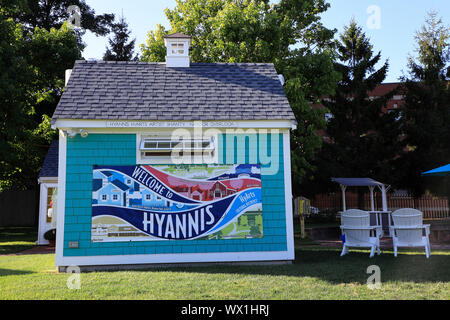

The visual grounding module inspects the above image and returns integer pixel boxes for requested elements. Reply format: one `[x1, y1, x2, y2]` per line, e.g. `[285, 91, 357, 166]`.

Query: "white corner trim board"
[55, 130, 67, 267]
[283, 131, 295, 261]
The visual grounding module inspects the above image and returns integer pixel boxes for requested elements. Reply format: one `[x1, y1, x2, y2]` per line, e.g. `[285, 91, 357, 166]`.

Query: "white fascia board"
[53, 119, 297, 130]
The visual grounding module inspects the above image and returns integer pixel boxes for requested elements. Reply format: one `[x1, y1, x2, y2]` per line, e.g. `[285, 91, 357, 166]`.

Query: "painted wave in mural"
[91, 165, 263, 242]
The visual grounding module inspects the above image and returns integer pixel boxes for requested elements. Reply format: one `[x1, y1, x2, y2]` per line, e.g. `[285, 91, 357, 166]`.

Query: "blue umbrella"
[422, 164, 450, 176]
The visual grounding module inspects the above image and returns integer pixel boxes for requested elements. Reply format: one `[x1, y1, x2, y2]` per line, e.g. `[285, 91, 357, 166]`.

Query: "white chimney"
[65, 69, 72, 86]
[164, 33, 192, 68]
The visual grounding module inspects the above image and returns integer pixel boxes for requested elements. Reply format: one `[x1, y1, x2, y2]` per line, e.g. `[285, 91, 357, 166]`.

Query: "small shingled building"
[46, 33, 297, 271]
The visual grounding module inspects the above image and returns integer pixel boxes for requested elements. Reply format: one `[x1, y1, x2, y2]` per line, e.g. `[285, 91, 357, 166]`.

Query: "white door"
[37, 182, 58, 245]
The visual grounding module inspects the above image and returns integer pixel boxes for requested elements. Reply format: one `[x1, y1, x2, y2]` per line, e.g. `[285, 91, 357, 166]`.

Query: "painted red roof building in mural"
[144, 165, 261, 202]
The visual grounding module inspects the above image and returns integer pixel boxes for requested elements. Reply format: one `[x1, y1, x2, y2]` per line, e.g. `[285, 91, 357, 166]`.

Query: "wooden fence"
[311, 191, 450, 220]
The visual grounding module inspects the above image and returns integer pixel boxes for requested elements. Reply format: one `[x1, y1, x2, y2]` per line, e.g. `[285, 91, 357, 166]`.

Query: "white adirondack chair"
[340, 209, 382, 258]
[389, 208, 431, 258]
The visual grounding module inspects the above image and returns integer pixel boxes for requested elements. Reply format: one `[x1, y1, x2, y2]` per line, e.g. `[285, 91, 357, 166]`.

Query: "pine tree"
[395, 11, 450, 198]
[103, 15, 138, 61]
[307, 20, 402, 203]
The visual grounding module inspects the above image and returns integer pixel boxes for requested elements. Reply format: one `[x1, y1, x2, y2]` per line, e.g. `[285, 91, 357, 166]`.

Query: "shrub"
[44, 229, 56, 241]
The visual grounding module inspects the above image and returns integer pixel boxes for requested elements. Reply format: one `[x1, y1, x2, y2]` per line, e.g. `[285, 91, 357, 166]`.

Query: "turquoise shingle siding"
[63, 133, 287, 257]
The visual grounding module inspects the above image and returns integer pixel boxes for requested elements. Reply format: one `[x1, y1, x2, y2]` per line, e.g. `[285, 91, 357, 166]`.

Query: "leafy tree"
[27, 22, 84, 122]
[255, 214, 263, 227]
[284, 51, 340, 196]
[395, 11, 450, 199]
[140, 24, 169, 62]
[0, 14, 33, 191]
[103, 15, 138, 61]
[0, 0, 91, 191]
[5, 0, 114, 36]
[307, 20, 403, 204]
[1, 1, 106, 126]
[0, 4, 82, 191]
[140, 0, 340, 193]
[250, 225, 261, 236]
[239, 215, 248, 227]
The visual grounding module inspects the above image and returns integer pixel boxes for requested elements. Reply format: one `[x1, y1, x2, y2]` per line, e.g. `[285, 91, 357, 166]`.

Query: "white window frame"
[170, 42, 185, 55]
[167, 40, 189, 57]
[101, 194, 108, 201]
[112, 194, 119, 201]
[136, 132, 219, 165]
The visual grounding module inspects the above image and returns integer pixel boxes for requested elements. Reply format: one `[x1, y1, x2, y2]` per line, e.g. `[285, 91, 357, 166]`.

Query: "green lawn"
[0, 227, 37, 255]
[0, 228, 449, 299]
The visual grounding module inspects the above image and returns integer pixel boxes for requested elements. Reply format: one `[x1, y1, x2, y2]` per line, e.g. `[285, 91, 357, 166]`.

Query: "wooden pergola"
[332, 177, 392, 236]
[331, 177, 390, 212]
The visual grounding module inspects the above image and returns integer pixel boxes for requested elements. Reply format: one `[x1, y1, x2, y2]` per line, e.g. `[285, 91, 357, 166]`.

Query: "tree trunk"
[300, 216, 305, 239]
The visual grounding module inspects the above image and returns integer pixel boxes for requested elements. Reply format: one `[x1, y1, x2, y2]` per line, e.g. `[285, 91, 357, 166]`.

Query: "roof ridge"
[74, 60, 274, 66]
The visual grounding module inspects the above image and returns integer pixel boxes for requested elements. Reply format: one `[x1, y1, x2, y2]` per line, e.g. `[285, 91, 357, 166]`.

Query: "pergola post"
[381, 184, 388, 212]
[369, 186, 375, 211]
[340, 185, 347, 211]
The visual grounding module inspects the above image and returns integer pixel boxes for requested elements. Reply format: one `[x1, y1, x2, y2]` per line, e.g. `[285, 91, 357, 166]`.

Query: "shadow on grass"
[0, 268, 35, 276]
[134, 247, 450, 285]
[0, 244, 37, 255]
[0, 227, 37, 255]
[0, 227, 37, 239]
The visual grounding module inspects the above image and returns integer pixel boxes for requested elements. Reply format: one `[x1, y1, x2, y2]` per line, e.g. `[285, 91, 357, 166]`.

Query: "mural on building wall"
[91, 164, 263, 242]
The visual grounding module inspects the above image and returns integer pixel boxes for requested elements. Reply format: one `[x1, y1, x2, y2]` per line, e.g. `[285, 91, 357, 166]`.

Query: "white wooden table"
[368, 211, 392, 237]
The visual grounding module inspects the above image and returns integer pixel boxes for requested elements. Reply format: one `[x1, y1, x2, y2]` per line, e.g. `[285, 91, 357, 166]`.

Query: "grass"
[0, 227, 449, 299]
[0, 227, 37, 255]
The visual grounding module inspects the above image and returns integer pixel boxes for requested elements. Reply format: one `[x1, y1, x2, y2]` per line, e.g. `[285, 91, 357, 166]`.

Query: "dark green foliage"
[103, 15, 138, 61]
[304, 20, 403, 197]
[5, 0, 114, 36]
[0, 15, 33, 191]
[0, 1, 97, 191]
[395, 12, 450, 198]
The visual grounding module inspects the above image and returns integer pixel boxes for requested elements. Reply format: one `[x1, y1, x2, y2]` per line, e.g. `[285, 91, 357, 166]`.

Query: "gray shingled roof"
[39, 140, 59, 178]
[52, 60, 295, 122]
[164, 32, 192, 39]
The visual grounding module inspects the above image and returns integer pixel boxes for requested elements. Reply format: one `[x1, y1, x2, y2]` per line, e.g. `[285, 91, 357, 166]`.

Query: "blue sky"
[82, 0, 450, 83]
